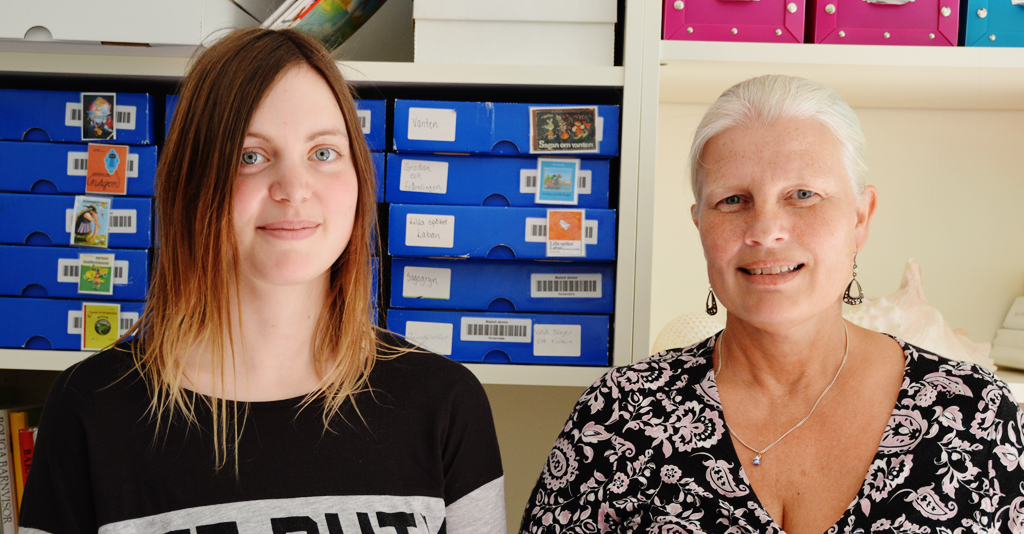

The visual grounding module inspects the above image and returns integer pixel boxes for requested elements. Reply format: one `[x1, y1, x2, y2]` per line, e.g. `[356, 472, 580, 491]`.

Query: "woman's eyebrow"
[305, 128, 349, 142]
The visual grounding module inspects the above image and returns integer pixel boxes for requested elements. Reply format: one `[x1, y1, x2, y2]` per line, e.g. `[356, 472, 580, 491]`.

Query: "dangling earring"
[844, 255, 864, 305]
[706, 287, 718, 316]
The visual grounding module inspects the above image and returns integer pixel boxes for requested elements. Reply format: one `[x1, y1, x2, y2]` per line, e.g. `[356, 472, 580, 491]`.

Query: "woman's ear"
[855, 185, 878, 251]
[691, 204, 699, 229]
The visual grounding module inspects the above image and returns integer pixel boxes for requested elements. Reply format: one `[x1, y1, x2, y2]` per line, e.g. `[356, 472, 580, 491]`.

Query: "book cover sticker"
[71, 195, 111, 248]
[535, 158, 580, 205]
[530, 106, 599, 154]
[85, 144, 129, 195]
[81, 93, 116, 141]
[78, 253, 115, 295]
[546, 209, 585, 257]
[81, 303, 120, 350]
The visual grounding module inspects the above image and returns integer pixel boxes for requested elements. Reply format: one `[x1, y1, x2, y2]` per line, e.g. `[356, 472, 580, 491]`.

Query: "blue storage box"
[387, 308, 609, 365]
[165, 94, 178, 138]
[390, 257, 614, 314]
[0, 141, 157, 196]
[388, 204, 616, 261]
[0, 89, 154, 145]
[963, 0, 1024, 46]
[385, 153, 611, 208]
[356, 100, 387, 151]
[0, 193, 153, 249]
[0, 296, 144, 350]
[0, 245, 149, 301]
[392, 100, 620, 157]
[372, 152, 385, 203]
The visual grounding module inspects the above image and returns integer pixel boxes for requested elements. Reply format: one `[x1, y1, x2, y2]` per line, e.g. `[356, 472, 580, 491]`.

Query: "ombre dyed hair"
[127, 27, 381, 468]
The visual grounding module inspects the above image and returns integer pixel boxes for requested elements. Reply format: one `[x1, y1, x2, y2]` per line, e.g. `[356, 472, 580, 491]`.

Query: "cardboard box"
[387, 308, 610, 366]
[0, 245, 149, 301]
[0, 0, 256, 46]
[663, 0, 806, 43]
[387, 204, 616, 261]
[963, 0, 1024, 46]
[0, 141, 157, 196]
[413, 0, 617, 66]
[0, 193, 152, 249]
[393, 100, 620, 157]
[390, 257, 614, 314]
[0, 296, 144, 350]
[0, 89, 154, 145]
[808, 0, 959, 45]
[385, 153, 610, 208]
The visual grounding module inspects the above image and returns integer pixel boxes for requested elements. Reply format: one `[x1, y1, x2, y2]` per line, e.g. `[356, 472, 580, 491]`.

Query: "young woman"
[20, 28, 505, 534]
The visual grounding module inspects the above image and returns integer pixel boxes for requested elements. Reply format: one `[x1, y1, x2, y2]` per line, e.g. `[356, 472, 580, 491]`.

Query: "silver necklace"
[715, 321, 849, 466]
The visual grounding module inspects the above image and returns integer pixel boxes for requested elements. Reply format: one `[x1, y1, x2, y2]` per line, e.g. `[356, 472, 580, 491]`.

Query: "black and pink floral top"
[520, 335, 1024, 534]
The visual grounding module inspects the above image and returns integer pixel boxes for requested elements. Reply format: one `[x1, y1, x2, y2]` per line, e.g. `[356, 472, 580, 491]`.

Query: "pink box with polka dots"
[807, 0, 959, 45]
[662, 0, 807, 43]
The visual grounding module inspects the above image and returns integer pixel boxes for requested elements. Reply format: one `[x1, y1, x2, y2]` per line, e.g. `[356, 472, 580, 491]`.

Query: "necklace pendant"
[753, 455, 761, 466]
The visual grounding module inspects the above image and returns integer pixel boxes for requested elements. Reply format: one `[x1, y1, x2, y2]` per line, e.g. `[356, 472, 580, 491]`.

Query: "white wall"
[650, 104, 1024, 350]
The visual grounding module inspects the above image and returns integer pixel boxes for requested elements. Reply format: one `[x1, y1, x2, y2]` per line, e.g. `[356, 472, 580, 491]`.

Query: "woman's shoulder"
[371, 329, 486, 397]
[893, 336, 1018, 412]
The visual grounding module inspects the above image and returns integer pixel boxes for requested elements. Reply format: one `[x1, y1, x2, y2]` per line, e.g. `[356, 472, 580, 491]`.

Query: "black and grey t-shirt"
[19, 333, 505, 534]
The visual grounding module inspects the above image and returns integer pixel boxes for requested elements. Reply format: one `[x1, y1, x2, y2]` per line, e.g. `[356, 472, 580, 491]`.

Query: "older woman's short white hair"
[689, 75, 868, 214]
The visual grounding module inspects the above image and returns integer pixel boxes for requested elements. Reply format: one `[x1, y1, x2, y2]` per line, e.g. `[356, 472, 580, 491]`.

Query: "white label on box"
[400, 160, 449, 194]
[461, 317, 531, 343]
[405, 214, 455, 248]
[68, 152, 88, 176]
[69, 208, 137, 234]
[126, 153, 139, 178]
[403, 266, 451, 300]
[596, 116, 604, 142]
[531, 273, 602, 298]
[113, 260, 129, 285]
[56, 258, 127, 285]
[66, 102, 82, 127]
[520, 169, 592, 195]
[119, 311, 139, 335]
[533, 324, 582, 357]
[357, 109, 372, 135]
[525, 217, 547, 243]
[68, 310, 83, 334]
[407, 107, 457, 142]
[584, 220, 598, 245]
[405, 321, 453, 355]
[114, 105, 136, 131]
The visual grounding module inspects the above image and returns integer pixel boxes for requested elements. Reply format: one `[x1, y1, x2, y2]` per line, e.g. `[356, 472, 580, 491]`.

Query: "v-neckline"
[707, 333, 911, 534]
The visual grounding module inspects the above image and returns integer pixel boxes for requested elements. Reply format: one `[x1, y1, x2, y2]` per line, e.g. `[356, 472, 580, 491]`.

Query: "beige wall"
[650, 104, 1024, 349]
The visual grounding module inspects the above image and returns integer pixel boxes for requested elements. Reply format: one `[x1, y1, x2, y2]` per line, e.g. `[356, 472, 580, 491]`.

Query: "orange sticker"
[548, 210, 582, 241]
[85, 144, 128, 195]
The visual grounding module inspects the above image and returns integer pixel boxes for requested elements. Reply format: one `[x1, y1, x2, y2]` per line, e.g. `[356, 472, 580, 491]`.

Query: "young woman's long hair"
[131, 27, 380, 468]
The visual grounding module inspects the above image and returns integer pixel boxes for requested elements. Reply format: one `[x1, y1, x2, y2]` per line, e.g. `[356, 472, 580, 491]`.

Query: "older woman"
[520, 75, 1024, 534]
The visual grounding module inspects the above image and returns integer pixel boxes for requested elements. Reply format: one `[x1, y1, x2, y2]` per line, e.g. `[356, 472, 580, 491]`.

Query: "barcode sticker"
[126, 153, 139, 177]
[400, 159, 448, 194]
[596, 116, 604, 142]
[65, 102, 83, 126]
[115, 105, 136, 130]
[357, 110, 371, 135]
[57, 258, 80, 283]
[68, 152, 88, 176]
[531, 273, 602, 298]
[533, 324, 582, 357]
[113, 260, 129, 285]
[578, 170, 592, 194]
[584, 220, 598, 244]
[405, 321, 453, 356]
[109, 210, 137, 233]
[461, 317, 531, 343]
[524, 217, 547, 243]
[119, 312, 139, 335]
[405, 214, 455, 248]
[403, 266, 451, 300]
[520, 169, 591, 195]
[68, 311, 83, 334]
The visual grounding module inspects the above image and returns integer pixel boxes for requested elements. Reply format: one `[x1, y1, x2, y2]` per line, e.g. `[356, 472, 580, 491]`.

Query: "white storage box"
[0, 0, 256, 46]
[413, 0, 617, 66]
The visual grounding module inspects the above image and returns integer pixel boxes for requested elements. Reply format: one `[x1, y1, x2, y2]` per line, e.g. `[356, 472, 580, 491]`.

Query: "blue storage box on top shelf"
[387, 308, 610, 366]
[0, 245, 149, 301]
[387, 204, 616, 261]
[385, 153, 611, 208]
[0, 141, 157, 196]
[390, 257, 614, 314]
[0, 193, 152, 249]
[392, 100, 620, 157]
[0, 89, 154, 145]
[0, 296, 144, 350]
[963, 0, 1024, 46]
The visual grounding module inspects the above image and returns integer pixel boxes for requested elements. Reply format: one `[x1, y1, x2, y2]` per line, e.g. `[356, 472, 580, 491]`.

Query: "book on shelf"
[0, 408, 14, 534]
[17, 429, 34, 489]
[3, 405, 41, 526]
[262, 0, 387, 51]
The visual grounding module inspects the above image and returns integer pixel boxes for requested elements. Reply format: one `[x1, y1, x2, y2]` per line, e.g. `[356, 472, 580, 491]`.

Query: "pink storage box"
[663, 0, 806, 43]
[808, 0, 959, 45]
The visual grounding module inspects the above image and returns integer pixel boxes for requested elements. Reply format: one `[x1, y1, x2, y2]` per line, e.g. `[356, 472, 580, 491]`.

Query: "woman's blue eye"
[241, 151, 263, 165]
[313, 148, 336, 161]
[795, 189, 815, 200]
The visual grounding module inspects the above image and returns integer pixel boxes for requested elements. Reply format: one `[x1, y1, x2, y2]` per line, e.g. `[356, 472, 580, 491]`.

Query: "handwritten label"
[405, 321, 453, 355]
[405, 214, 455, 248]
[407, 107, 457, 142]
[400, 159, 449, 194]
[402, 266, 451, 300]
[533, 324, 582, 357]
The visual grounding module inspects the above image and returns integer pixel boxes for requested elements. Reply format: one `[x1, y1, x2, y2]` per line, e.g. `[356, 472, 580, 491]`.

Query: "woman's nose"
[744, 205, 789, 247]
[269, 158, 312, 204]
